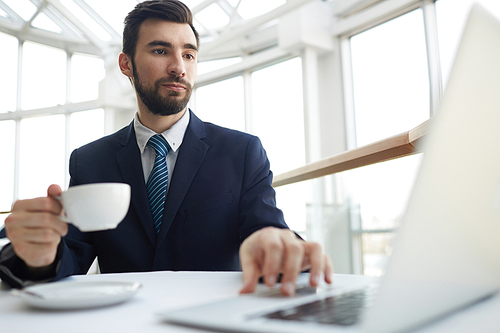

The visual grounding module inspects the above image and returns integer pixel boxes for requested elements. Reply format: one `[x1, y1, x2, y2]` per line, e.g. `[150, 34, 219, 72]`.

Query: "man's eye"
[154, 49, 165, 55]
[184, 54, 195, 60]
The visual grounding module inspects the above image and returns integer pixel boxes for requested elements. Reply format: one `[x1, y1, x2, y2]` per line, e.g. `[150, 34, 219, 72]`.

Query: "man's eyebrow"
[147, 40, 173, 48]
[184, 43, 198, 52]
[147, 40, 198, 51]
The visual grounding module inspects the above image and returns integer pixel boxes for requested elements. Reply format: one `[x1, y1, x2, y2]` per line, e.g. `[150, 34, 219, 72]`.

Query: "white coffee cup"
[58, 183, 131, 232]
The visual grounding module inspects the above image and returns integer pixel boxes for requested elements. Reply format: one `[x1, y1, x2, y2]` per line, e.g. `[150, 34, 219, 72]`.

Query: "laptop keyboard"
[262, 288, 376, 326]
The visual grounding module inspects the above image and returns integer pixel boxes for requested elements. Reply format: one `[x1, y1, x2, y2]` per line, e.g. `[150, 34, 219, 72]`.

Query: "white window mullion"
[243, 71, 253, 134]
[65, 52, 72, 189]
[422, 0, 442, 116]
[13, 40, 24, 201]
[340, 36, 357, 150]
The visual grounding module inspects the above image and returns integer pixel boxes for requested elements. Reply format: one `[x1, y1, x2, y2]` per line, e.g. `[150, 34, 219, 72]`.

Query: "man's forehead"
[138, 18, 197, 47]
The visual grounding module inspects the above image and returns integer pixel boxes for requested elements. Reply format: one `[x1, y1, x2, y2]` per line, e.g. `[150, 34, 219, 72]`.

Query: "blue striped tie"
[147, 134, 169, 234]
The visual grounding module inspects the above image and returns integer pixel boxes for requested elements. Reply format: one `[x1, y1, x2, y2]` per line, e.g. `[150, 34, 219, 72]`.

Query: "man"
[0, 0, 332, 295]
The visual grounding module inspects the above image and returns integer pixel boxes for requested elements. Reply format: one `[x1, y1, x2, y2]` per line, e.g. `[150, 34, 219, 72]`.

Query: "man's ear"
[119, 53, 133, 78]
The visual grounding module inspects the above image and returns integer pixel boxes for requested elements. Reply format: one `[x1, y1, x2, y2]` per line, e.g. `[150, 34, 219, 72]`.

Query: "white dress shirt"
[133, 110, 190, 194]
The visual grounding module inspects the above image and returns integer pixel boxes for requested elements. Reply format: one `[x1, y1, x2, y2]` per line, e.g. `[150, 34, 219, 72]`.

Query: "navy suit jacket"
[45, 110, 287, 281]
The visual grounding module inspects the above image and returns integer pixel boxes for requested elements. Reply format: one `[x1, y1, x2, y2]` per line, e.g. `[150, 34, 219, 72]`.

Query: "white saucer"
[13, 280, 141, 310]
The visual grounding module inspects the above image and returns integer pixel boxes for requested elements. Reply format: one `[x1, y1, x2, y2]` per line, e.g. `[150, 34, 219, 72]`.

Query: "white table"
[1, 271, 500, 333]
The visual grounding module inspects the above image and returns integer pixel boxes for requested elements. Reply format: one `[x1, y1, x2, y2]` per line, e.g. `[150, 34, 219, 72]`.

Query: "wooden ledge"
[272, 119, 431, 188]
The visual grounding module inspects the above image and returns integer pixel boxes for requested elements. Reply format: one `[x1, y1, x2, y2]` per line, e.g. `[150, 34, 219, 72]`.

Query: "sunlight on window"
[2, 0, 37, 21]
[0, 121, 15, 212]
[32, 12, 63, 33]
[252, 58, 305, 174]
[182, 0, 205, 8]
[0, 32, 18, 113]
[348, 9, 429, 276]
[342, 154, 422, 276]
[252, 58, 306, 233]
[82, 0, 138, 35]
[238, 0, 285, 20]
[344, 155, 422, 231]
[350, 9, 430, 147]
[21, 42, 66, 110]
[59, 0, 111, 41]
[195, 76, 245, 131]
[197, 57, 242, 76]
[195, 3, 230, 30]
[70, 109, 105, 151]
[71, 53, 105, 103]
[19, 115, 66, 199]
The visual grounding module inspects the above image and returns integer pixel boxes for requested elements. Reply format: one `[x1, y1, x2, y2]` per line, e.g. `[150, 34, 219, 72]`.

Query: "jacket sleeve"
[238, 136, 288, 242]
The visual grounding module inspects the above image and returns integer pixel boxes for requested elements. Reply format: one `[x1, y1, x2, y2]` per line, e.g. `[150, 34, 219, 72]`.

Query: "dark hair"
[123, 0, 200, 59]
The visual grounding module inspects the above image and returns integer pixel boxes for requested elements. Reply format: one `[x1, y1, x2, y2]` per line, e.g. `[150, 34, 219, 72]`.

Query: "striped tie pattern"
[147, 134, 169, 234]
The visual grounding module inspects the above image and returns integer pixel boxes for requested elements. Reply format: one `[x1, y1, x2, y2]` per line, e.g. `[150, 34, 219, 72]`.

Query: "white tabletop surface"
[1, 271, 500, 333]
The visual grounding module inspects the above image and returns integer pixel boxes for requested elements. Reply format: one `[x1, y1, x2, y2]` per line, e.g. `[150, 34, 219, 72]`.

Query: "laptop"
[159, 4, 500, 332]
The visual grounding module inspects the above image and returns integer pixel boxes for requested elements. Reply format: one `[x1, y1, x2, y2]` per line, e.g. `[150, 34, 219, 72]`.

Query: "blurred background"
[1, 0, 499, 276]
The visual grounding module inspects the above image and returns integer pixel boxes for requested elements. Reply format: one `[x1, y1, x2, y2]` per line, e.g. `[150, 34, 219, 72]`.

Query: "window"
[70, 53, 105, 103]
[0, 32, 18, 113]
[1, 38, 106, 206]
[346, 9, 430, 275]
[350, 9, 430, 146]
[0, 121, 16, 215]
[21, 41, 67, 110]
[252, 58, 307, 234]
[195, 76, 245, 132]
[18, 115, 66, 199]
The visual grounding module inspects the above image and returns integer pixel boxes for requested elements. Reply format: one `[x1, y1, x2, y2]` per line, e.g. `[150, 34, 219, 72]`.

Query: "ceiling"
[0, 0, 338, 60]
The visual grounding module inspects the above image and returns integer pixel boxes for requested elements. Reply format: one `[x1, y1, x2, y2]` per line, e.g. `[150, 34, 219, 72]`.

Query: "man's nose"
[168, 54, 186, 77]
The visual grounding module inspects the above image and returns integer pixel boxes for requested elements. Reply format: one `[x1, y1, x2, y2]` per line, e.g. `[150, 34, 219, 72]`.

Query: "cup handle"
[54, 196, 71, 223]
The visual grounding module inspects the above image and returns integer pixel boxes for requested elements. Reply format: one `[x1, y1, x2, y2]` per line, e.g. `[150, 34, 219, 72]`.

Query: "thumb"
[47, 184, 63, 198]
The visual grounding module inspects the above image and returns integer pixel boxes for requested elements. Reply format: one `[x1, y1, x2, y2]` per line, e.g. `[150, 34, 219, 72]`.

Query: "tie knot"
[147, 134, 169, 157]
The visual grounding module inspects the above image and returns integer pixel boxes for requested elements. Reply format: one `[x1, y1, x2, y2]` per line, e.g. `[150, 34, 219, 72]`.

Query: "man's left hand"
[239, 227, 334, 296]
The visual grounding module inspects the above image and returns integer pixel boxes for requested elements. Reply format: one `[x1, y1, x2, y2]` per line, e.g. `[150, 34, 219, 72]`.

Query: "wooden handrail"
[272, 119, 431, 187]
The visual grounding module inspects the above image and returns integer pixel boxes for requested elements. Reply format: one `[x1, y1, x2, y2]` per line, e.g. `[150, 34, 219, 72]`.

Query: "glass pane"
[197, 57, 242, 76]
[2, 0, 37, 21]
[71, 53, 105, 103]
[32, 12, 62, 33]
[344, 154, 422, 231]
[350, 9, 430, 147]
[0, 121, 16, 213]
[21, 41, 66, 110]
[252, 58, 305, 174]
[195, 76, 245, 132]
[19, 115, 66, 199]
[70, 109, 105, 151]
[82, 0, 138, 35]
[59, 0, 111, 41]
[436, 0, 500, 86]
[183, 0, 205, 8]
[195, 4, 229, 30]
[0, 32, 18, 113]
[238, 0, 285, 20]
[252, 57, 306, 232]
[362, 232, 395, 276]
[275, 182, 308, 234]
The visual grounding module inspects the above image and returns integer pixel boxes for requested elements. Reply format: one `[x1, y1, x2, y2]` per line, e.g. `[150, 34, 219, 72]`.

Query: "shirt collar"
[134, 109, 190, 153]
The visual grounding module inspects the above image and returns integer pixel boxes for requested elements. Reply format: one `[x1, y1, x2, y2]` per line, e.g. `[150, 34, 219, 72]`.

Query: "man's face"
[131, 19, 198, 116]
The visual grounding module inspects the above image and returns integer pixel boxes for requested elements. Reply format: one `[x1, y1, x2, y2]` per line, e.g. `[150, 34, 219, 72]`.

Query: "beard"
[132, 63, 193, 116]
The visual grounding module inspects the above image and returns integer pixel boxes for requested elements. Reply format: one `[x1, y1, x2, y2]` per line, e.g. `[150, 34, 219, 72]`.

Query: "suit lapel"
[116, 122, 157, 247]
[157, 111, 208, 246]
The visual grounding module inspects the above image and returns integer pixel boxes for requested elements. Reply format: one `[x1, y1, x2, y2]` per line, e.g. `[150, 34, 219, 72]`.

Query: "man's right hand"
[4, 184, 68, 269]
